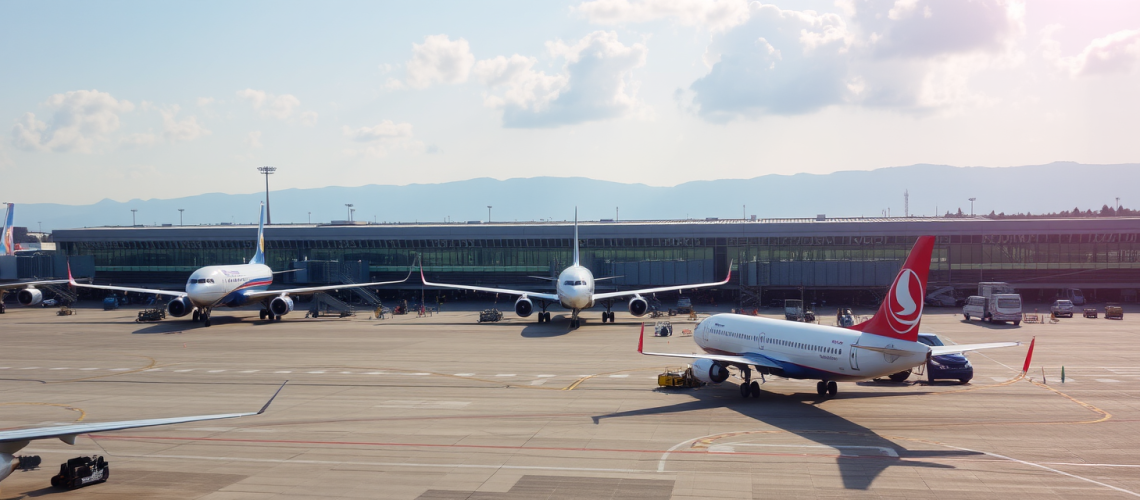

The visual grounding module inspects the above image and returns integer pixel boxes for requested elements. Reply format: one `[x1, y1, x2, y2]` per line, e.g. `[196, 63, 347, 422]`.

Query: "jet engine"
[514, 296, 534, 317]
[16, 288, 43, 306]
[167, 296, 194, 317]
[691, 358, 729, 384]
[628, 296, 648, 317]
[269, 295, 295, 316]
[0, 453, 14, 482]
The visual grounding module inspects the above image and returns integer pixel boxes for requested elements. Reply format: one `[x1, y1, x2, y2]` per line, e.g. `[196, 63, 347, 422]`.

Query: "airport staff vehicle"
[654, 321, 673, 337]
[658, 366, 703, 388]
[1051, 299, 1075, 318]
[784, 299, 815, 322]
[962, 294, 1023, 325]
[638, 236, 1028, 399]
[421, 209, 732, 328]
[1084, 308, 1099, 318]
[51, 455, 108, 490]
[67, 204, 409, 326]
[1060, 287, 1086, 305]
[676, 297, 692, 315]
[0, 382, 285, 487]
[1106, 303, 1124, 320]
[478, 308, 503, 323]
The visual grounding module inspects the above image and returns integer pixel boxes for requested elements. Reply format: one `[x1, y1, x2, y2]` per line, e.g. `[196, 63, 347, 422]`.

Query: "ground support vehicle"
[784, 299, 816, 322]
[478, 308, 502, 323]
[836, 307, 855, 327]
[885, 333, 973, 384]
[1106, 303, 1124, 320]
[657, 366, 703, 388]
[925, 286, 962, 307]
[676, 297, 692, 315]
[654, 321, 673, 337]
[962, 294, 1022, 325]
[136, 308, 166, 322]
[102, 296, 119, 310]
[962, 296, 985, 321]
[51, 456, 109, 490]
[56, 306, 76, 316]
[1050, 300, 1074, 318]
[1059, 287, 1086, 305]
[1084, 308, 1099, 318]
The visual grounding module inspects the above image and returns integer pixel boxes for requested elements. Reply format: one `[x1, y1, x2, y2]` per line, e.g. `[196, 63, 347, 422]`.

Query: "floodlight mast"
[258, 166, 277, 224]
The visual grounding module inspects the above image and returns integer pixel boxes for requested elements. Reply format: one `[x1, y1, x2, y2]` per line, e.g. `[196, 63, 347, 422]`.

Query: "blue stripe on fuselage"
[219, 276, 273, 307]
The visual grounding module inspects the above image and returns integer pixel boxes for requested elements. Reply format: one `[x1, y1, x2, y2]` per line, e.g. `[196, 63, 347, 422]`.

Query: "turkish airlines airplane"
[0, 382, 284, 485]
[421, 209, 732, 328]
[639, 235, 1031, 398]
[68, 204, 409, 326]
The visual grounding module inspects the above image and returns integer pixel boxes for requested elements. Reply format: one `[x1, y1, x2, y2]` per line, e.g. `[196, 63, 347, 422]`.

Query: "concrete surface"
[0, 302, 1137, 499]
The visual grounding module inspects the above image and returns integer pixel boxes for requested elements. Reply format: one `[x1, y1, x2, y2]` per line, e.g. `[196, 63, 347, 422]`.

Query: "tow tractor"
[478, 308, 503, 323]
[653, 320, 673, 337]
[658, 365, 704, 388]
[51, 455, 109, 490]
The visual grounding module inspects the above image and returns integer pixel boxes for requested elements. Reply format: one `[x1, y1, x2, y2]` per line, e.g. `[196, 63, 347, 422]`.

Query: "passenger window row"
[763, 337, 842, 356]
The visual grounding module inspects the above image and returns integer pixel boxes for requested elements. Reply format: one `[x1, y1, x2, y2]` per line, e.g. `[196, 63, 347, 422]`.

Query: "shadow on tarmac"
[520, 315, 578, 337]
[592, 385, 979, 490]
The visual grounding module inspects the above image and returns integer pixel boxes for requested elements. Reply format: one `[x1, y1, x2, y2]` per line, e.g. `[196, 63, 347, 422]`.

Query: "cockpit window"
[564, 280, 574, 286]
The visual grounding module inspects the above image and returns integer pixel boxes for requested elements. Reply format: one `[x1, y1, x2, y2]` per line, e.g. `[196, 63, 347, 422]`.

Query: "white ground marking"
[174, 369, 194, 373]
[143, 368, 162, 372]
[577, 374, 595, 377]
[536, 374, 555, 378]
[1045, 463, 1140, 468]
[307, 371, 326, 374]
[608, 374, 629, 378]
[409, 373, 431, 376]
[990, 377, 1009, 382]
[274, 371, 292, 374]
[454, 373, 475, 377]
[109, 368, 130, 371]
[374, 400, 470, 409]
[238, 370, 259, 373]
[207, 370, 226, 373]
[49, 368, 69, 370]
[365, 371, 384, 375]
[339, 371, 353, 374]
[1096, 379, 1121, 383]
[0, 367, 9, 370]
[530, 379, 548, 386]
[495, 374, 516, 377]
[939, 443, 1140, 497]
[80, 368, 98, 371]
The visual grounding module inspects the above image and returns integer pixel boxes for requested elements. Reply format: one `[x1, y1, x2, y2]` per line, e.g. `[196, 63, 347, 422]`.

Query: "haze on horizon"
[1, 0, 1138, 205]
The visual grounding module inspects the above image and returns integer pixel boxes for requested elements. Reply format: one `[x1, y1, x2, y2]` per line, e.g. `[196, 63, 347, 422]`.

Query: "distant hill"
[12, 162, 1140, 231]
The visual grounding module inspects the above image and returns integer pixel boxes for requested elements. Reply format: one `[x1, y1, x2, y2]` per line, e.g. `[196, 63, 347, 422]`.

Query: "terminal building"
[40, 216, 1140, 306]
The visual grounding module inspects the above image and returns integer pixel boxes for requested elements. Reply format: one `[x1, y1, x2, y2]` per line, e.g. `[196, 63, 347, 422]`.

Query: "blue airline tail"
[249, 203, 266, 265]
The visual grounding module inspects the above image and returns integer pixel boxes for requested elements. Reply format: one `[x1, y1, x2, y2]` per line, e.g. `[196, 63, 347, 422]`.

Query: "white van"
[962, 294, 1022, 326]
[1059, 288, 1086, 306]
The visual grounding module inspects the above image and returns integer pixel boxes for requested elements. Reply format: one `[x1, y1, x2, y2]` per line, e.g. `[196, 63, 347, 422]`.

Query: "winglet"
[1021, 337, 1035, 376]
[637, 323, 644, 353]
[257, 381, 288, 415]
[67, 260, 77, 286]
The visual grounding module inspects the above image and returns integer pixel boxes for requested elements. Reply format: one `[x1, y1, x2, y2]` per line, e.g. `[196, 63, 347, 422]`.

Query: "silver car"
[1051, 299, 1074, 318]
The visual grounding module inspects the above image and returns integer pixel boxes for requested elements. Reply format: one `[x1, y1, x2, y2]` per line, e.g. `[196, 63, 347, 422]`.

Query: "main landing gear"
[259, 309, 279, 322]
[600, 301, 615, 323]
[738, 367, 760, 398]
[816, 380, 838, 398]
[193, 308, 212, 327]
[535, 301, 552, 324]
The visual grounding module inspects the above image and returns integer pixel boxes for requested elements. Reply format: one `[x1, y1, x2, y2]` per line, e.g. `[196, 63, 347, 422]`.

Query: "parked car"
[1050, 299, 1075, 318]
[41, 298, 59, 307]
[885, 333, 973, 384]
[1059, 287, 1086, 306]
[962, 296, 986, 321]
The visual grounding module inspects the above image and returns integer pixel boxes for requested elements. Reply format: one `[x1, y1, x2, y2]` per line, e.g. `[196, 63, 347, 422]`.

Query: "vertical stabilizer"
[2, 203, 13, 256]
[848, 235, 935, 342]
[572, 207, 580, 266]
[249, 203, 266, 265]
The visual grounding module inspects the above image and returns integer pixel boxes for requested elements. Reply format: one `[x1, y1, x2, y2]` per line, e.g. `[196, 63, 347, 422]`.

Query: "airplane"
[638, 235, 1029, 398]
[0, 204, 71, 314]
[1, 202, 13, 255]
[67, 203, 410, 326]
[0, 382, 285, 486]
[421, 209, 732, 328]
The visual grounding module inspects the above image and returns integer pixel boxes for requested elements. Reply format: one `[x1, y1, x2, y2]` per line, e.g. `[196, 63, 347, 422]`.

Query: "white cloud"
[404, 35, 475, 88]
[575, 0, 750, 32]
[479, 31, 648, 127]
[10, 90, 134, 153]
[160, 105, 210, 142]
[245, 131, 263, 148]
[196, 97, 215, 107]
[1049, 29, 1140, 78]
[236, 89, 314, 123]
[342, 120, 422, 157]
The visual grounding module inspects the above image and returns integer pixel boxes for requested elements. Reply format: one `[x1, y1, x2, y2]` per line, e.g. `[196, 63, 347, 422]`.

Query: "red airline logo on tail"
[850, 235, 934, 342]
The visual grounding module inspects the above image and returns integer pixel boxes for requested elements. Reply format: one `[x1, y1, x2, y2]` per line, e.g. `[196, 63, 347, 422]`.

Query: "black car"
[918, 333, 973, 384]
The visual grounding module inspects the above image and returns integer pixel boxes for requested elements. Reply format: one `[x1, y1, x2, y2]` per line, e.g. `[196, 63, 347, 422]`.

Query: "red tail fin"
[849, 235, 935, 342]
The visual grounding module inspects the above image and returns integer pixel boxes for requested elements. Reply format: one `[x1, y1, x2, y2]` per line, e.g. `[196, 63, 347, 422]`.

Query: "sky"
[1, 0, 1138, 205]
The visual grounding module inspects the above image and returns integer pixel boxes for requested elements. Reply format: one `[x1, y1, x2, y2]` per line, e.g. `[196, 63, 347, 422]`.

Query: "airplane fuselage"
[185, 263, 273, 308]
[555, 265, 595, 310]
[694, 314, 928, 382]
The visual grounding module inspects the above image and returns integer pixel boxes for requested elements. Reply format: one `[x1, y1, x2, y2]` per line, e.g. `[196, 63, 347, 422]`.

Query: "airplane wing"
[0, 279, 70, 291]
[241, 275, 412, 300]
[930, 342, 1020, 356]
[0, 382, 284, 448]
[593, 261, 733, 300]
[420, 267, 560, 302]
[67, 265, 187, 298]
[636, 324, 783, 370]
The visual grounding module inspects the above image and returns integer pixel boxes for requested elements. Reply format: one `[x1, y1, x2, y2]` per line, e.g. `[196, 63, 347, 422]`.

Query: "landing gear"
[260, 310, 267, 320]
[569, 310, 581, 329]
[601, 301, 615, 323]
[817, 381, 826, 397]
[817, 380, 838, 398]
[199, 308, 212, 327]
[749, 381, 761, 398]
[827, 380, 837, 397]
[537, 311, 551, 323]
[739, 367, 759, 398]
[192, 310, 200, 322]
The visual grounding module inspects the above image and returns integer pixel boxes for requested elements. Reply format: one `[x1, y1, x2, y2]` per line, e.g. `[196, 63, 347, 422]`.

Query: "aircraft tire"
[826, 381, 837, 397]
[740, 383, 750, 398]
[749, 381, 760, 398]
[816, 381, 826, 396]
[204, 316, 211, 327]
[260, 310, 267, 320]
[193, 310, 200, 322]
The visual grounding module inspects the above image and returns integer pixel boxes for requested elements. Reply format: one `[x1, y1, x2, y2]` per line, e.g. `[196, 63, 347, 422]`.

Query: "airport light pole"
[968, 197, 976, 217]
[307, 212, 311, 224]
[487, 206, 492, 223]
[345, 204, 353, 222]
[178, 208, 184, 226]
[131, 209, 137, 226]
[257, 166, 276, 225]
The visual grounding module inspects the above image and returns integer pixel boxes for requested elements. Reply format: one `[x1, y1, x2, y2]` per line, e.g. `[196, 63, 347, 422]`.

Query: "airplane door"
[849, 341, 860, 371]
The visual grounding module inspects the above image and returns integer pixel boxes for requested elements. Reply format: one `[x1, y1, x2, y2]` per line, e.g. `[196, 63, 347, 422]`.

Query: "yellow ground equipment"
[1105, 303, 1124, 320]
[658, 366, 703, 388]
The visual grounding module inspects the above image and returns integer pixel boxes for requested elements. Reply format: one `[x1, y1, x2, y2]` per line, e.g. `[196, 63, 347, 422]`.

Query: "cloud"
[11, 89, 134, 152]
[858, 0, 1024, 59]
[404, 35, 475, 88]
[245, 131, 263, 148]
[121, 132, 159, 146]
[342, 120, 422, 157]
[236, 89, 315, 124]
[160, 105, 210, 142]
[196, 97, 215, 107]
[479, 31, 648, 128]
[574, 0, 750, 32]
[1047, 29, 1140, 78]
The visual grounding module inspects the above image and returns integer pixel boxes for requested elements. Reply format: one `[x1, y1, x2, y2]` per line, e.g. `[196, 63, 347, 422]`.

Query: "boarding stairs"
[310, 292, 355, 317]
[339, 271, 382, 307]
[40, 282, 78, 305]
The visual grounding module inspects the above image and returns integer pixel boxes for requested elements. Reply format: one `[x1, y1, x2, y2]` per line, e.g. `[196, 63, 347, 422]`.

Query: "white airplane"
[0, 381, 285, 485]
[639, 235, 1031, 398]
[0, 204, 71, 314]
[421, 209, 732, 328]
[68, 204, 410, 326]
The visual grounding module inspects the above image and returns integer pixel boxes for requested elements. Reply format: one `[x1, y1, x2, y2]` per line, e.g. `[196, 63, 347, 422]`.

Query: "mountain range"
[9, 162, 1137, 232]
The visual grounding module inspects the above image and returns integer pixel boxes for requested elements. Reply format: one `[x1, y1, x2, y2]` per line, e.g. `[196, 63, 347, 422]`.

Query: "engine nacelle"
[514, 296, 534, 317]
[628, 296, 648, 317]
[691, 358, 729, 384]
[167, 296, 194, 317]
[0, 453, 14, 483]
[16, 288, 43, 306]
[269, 295, 295, 316]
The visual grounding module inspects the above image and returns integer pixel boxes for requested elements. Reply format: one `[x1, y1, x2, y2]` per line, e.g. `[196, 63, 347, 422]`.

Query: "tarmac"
[0, 301, 1138, 499]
